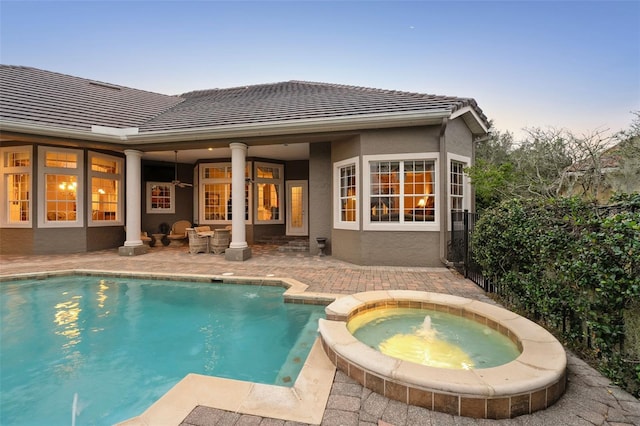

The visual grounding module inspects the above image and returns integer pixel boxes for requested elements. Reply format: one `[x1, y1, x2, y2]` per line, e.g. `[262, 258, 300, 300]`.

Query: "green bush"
[472, 194, 640, 396]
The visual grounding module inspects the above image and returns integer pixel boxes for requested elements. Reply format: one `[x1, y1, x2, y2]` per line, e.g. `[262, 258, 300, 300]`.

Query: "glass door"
[286, 180, 308, 236]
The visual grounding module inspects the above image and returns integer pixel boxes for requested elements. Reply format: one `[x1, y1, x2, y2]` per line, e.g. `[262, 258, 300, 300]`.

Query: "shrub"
[472, 194, 640, 396]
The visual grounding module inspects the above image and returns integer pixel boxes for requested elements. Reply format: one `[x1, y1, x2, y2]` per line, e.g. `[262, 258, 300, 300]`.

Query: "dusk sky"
[1, 1, 639, 140]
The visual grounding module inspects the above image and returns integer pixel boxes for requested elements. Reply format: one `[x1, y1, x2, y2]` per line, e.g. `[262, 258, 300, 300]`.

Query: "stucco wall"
[141, 161, 194, 235]
[361, 126, 440, 155]
[309, 142, 332, 255]
[445, 117, 474, 157]
[329, 126, 449, 266]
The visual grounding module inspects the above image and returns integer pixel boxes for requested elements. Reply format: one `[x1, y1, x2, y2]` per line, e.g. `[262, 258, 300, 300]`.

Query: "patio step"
[277, 239, 310, 253]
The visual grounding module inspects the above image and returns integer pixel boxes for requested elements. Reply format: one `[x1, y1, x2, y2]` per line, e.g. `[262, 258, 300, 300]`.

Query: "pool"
[0, 274, 324, 425]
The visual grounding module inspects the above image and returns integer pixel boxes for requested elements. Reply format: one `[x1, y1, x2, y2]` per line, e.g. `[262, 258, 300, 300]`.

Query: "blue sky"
[1, 1, 639, 139]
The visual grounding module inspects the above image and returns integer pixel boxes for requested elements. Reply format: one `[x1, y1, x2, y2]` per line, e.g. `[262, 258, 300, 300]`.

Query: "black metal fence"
[448, 202, 637, 294]
[448, 210, 499, 293]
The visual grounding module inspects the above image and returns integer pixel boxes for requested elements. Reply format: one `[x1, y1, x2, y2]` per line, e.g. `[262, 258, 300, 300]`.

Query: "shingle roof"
[0, 65, 489, 135]
[140, 81, 489, 132]
[0, 65, 183, 131]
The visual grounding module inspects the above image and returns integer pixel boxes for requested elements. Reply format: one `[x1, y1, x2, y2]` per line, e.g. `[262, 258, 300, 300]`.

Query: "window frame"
[363, 153, 440, 231]
[88, 152, 123, 226]
[0, 145, 33, 228]
[333, 157, 360, 230]
[447, 153, 471, 225]
[146, 181, 175, 214]
[37, 146, 84, 228]
[254, 161, 284, 225]
[198, 161, 252, 225]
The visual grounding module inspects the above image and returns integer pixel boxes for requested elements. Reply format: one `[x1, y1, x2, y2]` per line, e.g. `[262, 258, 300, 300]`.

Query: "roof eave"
[449, 106, 489, 135]
[1, 110, 451, 145]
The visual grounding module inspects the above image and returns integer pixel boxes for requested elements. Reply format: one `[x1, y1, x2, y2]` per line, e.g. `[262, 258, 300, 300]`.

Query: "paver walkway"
[1, 244, 638, 425]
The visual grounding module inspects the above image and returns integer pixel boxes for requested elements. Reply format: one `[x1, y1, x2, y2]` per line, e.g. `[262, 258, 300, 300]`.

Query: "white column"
[229, 143, 248, 249]
[124, 149, 143, 247]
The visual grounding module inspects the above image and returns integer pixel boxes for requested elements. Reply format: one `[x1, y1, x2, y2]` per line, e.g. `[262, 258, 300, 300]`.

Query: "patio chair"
[210, 228, 231, 254]
[167, 220, 191, 246]
[186, 228, 209, 254]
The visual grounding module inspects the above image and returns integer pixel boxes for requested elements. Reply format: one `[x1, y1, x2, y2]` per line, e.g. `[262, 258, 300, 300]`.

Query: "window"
[199, 163, 251, 223]
[333, 157, 359, 230]
[448, 154, 471, 217]
[38, 147, 84, 227]
[255, 162, 283, 223]
[1, 146, 32, 227]
[450, 161, 465, 212]
[89, 153, 123, 225]
[146, 182, 175, 214]
[363, 153, 439, 231]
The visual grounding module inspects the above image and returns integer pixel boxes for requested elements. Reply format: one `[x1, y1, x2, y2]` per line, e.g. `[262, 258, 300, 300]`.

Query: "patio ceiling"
[143, 143, 310, 163]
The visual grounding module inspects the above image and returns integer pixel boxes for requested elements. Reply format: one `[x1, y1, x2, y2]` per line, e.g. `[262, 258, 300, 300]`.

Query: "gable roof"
[0, 65, 489, 141]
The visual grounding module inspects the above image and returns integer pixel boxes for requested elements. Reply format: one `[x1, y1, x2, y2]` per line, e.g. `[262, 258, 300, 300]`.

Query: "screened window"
[38, 147, 84, 227]
[364, 154, 438, 230]
[90, 153, 122, 224]
[1, 146, 32, 226]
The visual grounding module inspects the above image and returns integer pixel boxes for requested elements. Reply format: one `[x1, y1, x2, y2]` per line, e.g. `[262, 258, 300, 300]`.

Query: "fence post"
[463, 209, 469, 278]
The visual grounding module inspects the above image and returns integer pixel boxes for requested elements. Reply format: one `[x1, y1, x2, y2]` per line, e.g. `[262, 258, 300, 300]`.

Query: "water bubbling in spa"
[348, 308, 519, 370]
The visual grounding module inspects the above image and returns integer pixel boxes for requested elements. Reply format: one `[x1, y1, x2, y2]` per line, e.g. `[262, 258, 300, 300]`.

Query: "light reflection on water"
[349, 307, 520, 370]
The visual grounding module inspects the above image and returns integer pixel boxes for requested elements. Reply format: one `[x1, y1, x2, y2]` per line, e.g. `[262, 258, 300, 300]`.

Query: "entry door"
[286, 180, 308, 236]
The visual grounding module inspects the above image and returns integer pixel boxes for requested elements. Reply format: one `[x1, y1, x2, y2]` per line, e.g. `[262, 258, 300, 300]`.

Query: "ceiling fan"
[172, 150, 193, 188]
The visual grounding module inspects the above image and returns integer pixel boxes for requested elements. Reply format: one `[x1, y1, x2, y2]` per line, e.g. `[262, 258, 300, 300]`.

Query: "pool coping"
[1, 269, 340, 426]
[319, 290, 568, 419]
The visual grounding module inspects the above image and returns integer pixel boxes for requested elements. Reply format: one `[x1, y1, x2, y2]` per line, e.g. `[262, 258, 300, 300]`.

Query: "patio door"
[286, 180, 308, 236]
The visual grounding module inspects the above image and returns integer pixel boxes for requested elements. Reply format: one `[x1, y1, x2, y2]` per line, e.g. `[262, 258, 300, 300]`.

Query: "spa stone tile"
[530, 388, 547, 412]
[384, 380, 408, 403]
[487, 397, 511, 419]
[460, 397, 486, 418]
[407, 387, 433, 410]
[433, 393, 459, 416]
[510, 393, 531, 417]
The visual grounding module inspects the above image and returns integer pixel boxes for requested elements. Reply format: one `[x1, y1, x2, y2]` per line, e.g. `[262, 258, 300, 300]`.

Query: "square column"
[225, 142, 252, 261]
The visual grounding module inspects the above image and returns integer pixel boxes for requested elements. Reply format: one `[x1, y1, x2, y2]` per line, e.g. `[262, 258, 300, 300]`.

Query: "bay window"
[1, 146, 32, 227]
[363, 153, 439, 230]
[448, 154, 471, 216]
[89, 152, 123, 224]
[38, 147, 84, 227]
[333, 157, 359, 230]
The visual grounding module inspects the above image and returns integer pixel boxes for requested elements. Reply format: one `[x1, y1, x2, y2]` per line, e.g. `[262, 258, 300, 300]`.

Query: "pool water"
[348, 307, 520, 370]
[0, 276, 324, 425]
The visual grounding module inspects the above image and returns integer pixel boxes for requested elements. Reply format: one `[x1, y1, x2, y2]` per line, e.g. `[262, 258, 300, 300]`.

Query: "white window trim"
[0, 145, 33, 228]
[37, 146, 84, 228]
[363, 153, 440, 231]
[254, 161, 284, 225]
[198, 161, 252, 225]
[88, 152, 124, 227]
[333, 156, 360, 230]
[447, 153, 471, 211]
[146, 181, 175, 214]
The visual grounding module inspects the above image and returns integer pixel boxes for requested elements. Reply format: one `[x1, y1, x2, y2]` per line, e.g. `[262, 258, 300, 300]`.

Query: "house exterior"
[0, 65, 489, 266]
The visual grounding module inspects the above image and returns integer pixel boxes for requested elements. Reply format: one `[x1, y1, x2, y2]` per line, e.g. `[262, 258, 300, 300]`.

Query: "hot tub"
[318, 290, 567, 419]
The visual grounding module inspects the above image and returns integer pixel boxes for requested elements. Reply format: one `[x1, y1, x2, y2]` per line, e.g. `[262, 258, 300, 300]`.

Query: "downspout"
[438, 118, 452, 266]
